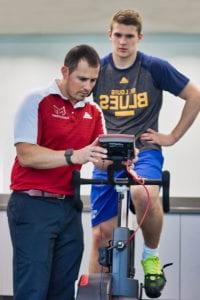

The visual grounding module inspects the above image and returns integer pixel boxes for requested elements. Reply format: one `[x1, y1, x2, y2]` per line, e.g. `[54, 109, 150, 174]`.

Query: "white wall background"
[0, 34, 200, 197]
[1, 0, 200, 34]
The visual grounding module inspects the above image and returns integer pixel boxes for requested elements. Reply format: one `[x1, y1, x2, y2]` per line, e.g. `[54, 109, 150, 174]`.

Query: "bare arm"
[16, 143, 66, 169]
[16, 138, 107, 169]
[140, 81, 200, 146]
[171, 81, 200, 141]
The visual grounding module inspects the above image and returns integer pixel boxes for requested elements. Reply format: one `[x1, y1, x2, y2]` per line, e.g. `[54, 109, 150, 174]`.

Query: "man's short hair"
[64, 44, 100, 74]
[110, 9, 143, 35]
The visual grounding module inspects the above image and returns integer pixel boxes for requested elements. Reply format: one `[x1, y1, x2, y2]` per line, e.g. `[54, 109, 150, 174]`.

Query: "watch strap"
[64, 149, 74, 165]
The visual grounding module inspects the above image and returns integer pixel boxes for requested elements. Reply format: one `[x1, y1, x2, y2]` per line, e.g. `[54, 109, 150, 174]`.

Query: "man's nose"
[84, 81, 93, 91]
[119, 36, 127, 44]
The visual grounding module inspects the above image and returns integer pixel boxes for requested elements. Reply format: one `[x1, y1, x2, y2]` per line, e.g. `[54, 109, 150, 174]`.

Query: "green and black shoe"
[141, 256, 166, 298]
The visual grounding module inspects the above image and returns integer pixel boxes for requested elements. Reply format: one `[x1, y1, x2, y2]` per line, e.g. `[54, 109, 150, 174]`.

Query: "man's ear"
[61, 65, 69, 79]
[138, 33, 144, 41]
[108, 30, 112, 40]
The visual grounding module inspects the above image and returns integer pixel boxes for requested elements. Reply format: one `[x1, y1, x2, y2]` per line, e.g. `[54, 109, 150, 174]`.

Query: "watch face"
[66, 149, 73, 156]
[65, 149, 74, 165]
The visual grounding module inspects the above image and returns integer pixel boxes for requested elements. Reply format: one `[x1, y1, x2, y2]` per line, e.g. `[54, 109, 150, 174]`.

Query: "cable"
[125, 160, 151, 246]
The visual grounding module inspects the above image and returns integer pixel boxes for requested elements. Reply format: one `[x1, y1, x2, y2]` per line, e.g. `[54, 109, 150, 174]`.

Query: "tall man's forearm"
[171, 94, 200, 143]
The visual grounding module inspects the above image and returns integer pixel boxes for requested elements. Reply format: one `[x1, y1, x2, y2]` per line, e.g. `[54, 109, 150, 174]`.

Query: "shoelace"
[143, 257, 162, 275]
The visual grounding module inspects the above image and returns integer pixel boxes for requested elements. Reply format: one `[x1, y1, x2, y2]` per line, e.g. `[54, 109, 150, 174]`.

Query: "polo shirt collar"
[48, 79, 89, 108]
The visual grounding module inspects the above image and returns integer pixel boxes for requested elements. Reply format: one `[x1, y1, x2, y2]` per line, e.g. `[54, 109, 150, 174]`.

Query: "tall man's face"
[109, 22, 143, 59]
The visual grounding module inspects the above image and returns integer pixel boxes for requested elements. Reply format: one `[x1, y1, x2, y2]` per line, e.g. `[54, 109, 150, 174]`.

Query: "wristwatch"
[64, 149, 74, 165]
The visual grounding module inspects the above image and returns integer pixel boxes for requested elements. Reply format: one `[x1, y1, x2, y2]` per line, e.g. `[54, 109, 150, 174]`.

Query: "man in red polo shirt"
[7, 44, 108, 300]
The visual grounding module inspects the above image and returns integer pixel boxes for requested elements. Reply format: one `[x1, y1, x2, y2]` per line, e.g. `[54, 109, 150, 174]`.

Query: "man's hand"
[71, 138, 108, 165]
[140, 129, 176, 146]
[93, 145, 139, 170]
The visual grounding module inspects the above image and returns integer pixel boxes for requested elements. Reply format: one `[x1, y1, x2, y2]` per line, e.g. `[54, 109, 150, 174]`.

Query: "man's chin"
[79, 94, 89, 100]
[118, 52, 129, 58]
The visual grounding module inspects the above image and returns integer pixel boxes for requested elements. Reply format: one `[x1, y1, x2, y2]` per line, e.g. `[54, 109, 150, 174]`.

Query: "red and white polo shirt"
[10, 80, 106, 195]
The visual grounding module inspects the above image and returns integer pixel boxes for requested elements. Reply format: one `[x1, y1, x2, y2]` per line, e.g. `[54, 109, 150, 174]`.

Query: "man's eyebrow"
[78, 75, 88, 80]
[114, 32, 135, 38]
[78, 76, 98, 81]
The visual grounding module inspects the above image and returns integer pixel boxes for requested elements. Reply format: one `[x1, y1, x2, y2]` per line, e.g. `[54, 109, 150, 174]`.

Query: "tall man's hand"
[140, 129, 176, 146]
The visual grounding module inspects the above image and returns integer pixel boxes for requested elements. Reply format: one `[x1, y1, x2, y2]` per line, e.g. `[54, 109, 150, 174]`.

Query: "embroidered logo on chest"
[52, 105, 69, 119]
[83, 112, 92, 119]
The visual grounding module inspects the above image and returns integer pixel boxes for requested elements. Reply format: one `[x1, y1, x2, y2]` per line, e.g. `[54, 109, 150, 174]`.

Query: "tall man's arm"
[140, 81, 200, 146]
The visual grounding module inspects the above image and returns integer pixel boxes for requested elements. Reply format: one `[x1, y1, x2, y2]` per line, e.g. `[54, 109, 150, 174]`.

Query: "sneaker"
[141, 256, 166, 298]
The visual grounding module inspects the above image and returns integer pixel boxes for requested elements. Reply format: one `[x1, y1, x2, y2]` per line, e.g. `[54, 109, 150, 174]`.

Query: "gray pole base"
[112, 227, 139, 298]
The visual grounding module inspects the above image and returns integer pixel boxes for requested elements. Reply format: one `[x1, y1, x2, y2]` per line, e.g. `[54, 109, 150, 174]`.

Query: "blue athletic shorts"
[90, 149, 164, 227]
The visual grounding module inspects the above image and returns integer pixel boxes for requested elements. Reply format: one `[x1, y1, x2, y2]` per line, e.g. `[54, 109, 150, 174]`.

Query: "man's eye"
[79, 77, 87, 81]
[114, 33, 134, 39]
[126, 34, 134, 39]
[114, 33, 122, 38]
